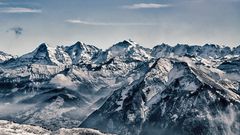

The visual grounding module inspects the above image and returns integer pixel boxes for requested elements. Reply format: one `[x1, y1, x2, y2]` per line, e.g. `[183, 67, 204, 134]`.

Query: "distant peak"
[160, 43, 168, 45]
[159, 43, 171, 47]
[18, 43, 53, 61]
[39, 43, 48, 46]
[70, 41, 85, 50]
[38, 43, 48, 49]
[74, 41, 84, 46]
[123, 39, 137, 46]
[32, 43, 55, 56]
[113, 39, 138, 49]
[203, 43, 222, 48]
[152, 43, 171, 50]
[70, 41, 99, 51]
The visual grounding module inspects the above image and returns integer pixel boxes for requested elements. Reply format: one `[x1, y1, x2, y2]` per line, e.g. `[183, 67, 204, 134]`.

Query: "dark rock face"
[218, 58, 240, 73]
[141, 84, 240, 135]
[81, 61, 152, 135]
[81, 80, 147, 135]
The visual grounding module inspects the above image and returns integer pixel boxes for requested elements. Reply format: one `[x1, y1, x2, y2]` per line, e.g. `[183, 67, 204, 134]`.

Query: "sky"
[0, 0, 239, 55]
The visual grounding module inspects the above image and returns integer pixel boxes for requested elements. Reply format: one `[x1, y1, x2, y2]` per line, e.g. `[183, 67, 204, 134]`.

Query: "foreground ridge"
[0, 120, 113, 135]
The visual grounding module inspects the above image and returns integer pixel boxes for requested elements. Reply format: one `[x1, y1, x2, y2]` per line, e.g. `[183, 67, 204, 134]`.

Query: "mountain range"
[0, 40, 240, 135]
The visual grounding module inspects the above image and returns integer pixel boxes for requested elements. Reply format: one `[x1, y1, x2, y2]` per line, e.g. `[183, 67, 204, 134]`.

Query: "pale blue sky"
[0, 0, 239, 55]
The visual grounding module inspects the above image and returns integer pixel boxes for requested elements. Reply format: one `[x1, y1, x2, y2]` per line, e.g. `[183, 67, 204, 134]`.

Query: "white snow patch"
[171, 114, 178, 121]
[50, 74, 77, 90]
[32, 97, 76, 120]
[127, 113, 136, 122]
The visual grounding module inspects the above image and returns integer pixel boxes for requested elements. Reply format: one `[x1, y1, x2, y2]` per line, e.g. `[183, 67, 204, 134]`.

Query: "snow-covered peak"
[21, 43, 51, 59]
[199, 44, 231, 58]
[65, 41, 101, 64]
[5, 43, 72, 66]
[151, 43, 172, 57]
[151, 43, 233, 59]
[105, 40, 151, 61]
[122, 39, 138, 46]
[69, 41, 99, 51]
[0, 51, 13, 63]
[37, 43, 49, 51]
[108, 40, 136, 54]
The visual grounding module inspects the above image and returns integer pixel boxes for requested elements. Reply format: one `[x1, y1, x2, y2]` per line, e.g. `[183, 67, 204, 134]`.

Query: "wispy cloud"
[0, 7, 42, 13]
[65, 19, 157, 26]
[7, 27, 23, 37]
[122, 3, 172, 9]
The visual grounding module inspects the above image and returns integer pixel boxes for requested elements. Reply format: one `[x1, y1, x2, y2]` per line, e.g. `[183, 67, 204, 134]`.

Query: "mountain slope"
[141, 60, 240, 135]
[81, 57, 240, 135]
[65, 41, 101, 65]
[0, 41, 240, 135]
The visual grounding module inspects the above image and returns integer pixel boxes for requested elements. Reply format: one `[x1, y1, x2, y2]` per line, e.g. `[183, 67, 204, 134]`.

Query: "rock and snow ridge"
[1, 41, 239, 66]
[0, 120, 113, 135]
[0, 40, 240, 135]
[1, 40, 239, 66]
[151, 43, 240, 59]
[80, 57, 240, 135]
[0, 51, 13, 63]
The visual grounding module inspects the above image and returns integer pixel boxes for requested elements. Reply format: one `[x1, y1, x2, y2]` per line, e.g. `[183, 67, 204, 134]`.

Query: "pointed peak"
[36, 43, 49, 52]
[69, 41, 85, 50]
[37, 43, 49, 51]
[74, 41, 85, 46]
[113, 39, 138, 49]
[160, 43, 169, 45]
[123, 39, 138, 46]
[73, 41, 97, 48]
[158, 43, 171, 47]
[19, 43, 52, 61]
[69, 41, 99, 51]
[38, 43, 48, 47]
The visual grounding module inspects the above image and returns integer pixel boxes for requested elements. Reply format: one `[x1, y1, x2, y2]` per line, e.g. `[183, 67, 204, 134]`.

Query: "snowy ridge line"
[1, 40, 240, 64]
[0, 120, 115, 135]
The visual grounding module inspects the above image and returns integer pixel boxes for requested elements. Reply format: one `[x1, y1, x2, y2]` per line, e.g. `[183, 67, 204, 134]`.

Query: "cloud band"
[0, 7, 42, 13]
[122, 3, 171, 9]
